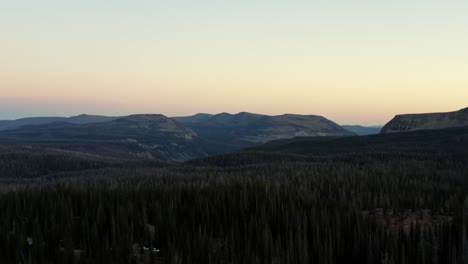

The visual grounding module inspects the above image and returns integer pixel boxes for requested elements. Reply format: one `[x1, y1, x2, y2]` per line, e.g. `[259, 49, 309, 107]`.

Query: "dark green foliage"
[0, 152, 108, 179]
[0, 115, 211, 162]
[0, 147, 166, 180]
[0, 152, 468, 263]
[253, 126, 468, 155]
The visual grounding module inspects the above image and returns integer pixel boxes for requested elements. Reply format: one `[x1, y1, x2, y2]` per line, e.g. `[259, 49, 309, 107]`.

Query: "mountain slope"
[0, 114, 118, 131]
[381, 107, 468, 134]
[0, 115, 207, 162]
[0, 112, 355, 161]
[251, 126, 468, 155]
[173, 113, 213, 124]
[66, 114, 118, 124]
[175, 112, 355, 148]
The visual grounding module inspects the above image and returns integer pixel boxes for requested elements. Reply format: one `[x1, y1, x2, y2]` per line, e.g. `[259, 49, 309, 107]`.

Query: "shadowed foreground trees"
[0, 152, 468, 263]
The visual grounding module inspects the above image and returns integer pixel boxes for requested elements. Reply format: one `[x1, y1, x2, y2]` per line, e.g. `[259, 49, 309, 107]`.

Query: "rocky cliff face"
[381, 108, 468, 134]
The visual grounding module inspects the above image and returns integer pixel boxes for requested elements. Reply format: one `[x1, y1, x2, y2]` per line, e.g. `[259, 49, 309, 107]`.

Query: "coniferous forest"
[3, 0, 468, 262]
[1, 150, 468, 263]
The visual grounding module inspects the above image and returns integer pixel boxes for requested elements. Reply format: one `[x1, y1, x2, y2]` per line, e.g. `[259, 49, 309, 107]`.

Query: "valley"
[0, 108, 467, 263]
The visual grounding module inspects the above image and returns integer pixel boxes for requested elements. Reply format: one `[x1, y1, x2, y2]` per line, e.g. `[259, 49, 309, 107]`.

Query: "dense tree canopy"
[0, 152, 467, 263]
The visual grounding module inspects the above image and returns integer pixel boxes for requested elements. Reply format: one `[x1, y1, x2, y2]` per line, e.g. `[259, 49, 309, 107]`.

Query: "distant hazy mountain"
[0, 112, 354, 161]
[66, 114, 118, 124]
[0, 114, 208, 162]
[0, 114, 118, 131]
[175, 112, 355, 148]
[381, 107, 468, 134]
[173, 113, 213, 124]
[342, 125, 382, 135]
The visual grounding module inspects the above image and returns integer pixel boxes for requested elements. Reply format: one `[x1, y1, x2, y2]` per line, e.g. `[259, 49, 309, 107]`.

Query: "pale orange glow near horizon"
[1, 1, 467, 125]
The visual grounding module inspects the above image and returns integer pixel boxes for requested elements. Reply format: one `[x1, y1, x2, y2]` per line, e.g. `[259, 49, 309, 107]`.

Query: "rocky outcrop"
[381, 108, 468, 134]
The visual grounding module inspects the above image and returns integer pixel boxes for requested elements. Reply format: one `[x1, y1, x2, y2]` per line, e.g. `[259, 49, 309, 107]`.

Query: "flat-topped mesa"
[381, 107, 468, 134]
[119, 114, 168, 122]
[174, 112, 355, 146]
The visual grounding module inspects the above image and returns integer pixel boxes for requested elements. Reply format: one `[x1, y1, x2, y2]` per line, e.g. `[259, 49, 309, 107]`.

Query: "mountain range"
[0, 115, 208, 161]
[0, 114, 118, 131]
[174, 112, 354, 148]
[0, 112, 354, 161]
[1, 107, 466, 162]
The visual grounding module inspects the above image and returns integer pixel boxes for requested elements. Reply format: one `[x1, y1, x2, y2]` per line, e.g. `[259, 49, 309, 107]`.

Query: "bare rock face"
[381, 108, 468, 134]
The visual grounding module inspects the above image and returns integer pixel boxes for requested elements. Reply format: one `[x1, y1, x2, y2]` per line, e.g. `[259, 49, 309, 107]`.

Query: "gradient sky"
[1, 1, 467, 125]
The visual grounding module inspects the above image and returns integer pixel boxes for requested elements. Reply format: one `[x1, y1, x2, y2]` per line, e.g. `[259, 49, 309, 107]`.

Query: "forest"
[1, 149, 468, 263]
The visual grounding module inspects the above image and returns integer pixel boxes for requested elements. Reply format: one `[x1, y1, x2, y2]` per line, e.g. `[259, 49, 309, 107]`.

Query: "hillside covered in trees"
[1, 145, 468, 263]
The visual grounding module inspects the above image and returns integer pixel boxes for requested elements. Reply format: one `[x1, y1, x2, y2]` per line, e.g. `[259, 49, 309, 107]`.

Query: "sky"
[1, 1, 467, 125]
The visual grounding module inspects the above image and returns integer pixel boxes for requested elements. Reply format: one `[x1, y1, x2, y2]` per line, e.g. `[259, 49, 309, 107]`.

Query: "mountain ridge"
[0, 114, 118, 131]
[251, 126, 468, 155]
[381, 107, 468, 134]
[174, 112, 355, 147]
[0, 114, 205, 162]
[0, 112, 355, 161]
